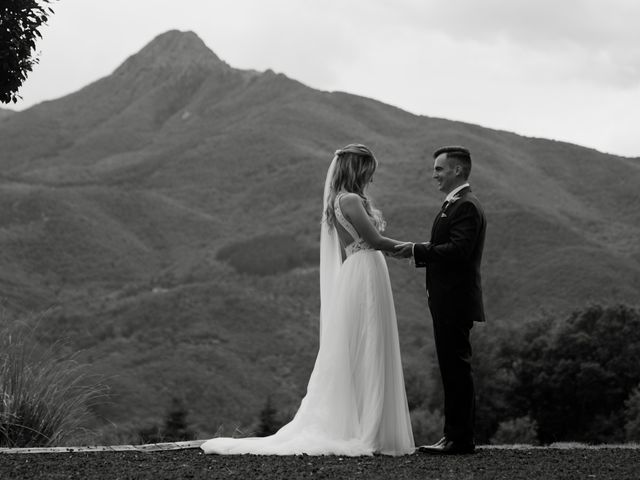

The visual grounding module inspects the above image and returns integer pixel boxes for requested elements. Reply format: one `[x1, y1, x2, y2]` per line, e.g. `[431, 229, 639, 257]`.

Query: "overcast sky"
[9, 0, 640, 157]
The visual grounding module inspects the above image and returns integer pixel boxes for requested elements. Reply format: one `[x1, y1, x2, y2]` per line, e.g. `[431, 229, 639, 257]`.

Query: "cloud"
[202, 0, 365, 87]
[9, 0, 640, 156]
[356, 0, 640, 88]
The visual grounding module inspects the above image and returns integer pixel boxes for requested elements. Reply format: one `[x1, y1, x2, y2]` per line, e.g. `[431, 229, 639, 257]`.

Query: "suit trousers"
[429, 301, 476, 443]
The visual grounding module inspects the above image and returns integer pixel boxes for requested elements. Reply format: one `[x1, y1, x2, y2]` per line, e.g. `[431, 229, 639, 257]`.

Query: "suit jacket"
[413, 186, 486, 323]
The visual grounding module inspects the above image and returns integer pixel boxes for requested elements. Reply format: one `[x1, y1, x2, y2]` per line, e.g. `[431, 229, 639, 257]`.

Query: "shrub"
[472, 327, 520, 444]
[217, 233, 318, 276]
[624, 384, 640, 442]
[403, 368, 432, 412]
[0, 323, 107, 447]
[490, 416, 539, 445]
[410, 408, 443, 445]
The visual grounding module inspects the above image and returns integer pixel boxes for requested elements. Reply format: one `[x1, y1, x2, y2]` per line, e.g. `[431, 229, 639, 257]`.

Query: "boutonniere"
[441, 195, 460, 217]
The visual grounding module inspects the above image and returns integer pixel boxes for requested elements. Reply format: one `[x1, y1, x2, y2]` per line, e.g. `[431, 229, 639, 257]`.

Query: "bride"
[201, 144, 415, 456]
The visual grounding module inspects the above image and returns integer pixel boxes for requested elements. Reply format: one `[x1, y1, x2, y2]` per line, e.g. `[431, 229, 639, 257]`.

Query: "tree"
[1, 0, 57, 103]
[503, 305, 640, 443]
[162, 397, 196, 441]
[256, 396, 283, 437]
[138, 397, 196, 443]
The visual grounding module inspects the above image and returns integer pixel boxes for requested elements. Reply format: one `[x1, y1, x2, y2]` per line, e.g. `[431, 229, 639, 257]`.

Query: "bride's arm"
[339, 193, 408, 253]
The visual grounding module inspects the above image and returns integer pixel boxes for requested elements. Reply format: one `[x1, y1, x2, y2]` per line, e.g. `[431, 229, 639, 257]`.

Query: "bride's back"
[333, 193, 363, 249]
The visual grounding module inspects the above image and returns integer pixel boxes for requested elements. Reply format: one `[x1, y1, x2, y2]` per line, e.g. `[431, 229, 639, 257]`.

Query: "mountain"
[1, 30, 639, 442]
[0, 107, 15, 120]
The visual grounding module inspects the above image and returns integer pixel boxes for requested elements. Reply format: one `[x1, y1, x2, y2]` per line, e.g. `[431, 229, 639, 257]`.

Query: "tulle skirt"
[201, 250, 414, 456]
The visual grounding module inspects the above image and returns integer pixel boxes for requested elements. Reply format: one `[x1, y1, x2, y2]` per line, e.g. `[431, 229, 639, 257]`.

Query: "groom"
[395, 145, 486, 455]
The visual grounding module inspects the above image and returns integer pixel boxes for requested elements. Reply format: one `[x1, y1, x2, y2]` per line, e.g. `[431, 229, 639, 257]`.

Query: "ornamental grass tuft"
[0, 320, 107, 448]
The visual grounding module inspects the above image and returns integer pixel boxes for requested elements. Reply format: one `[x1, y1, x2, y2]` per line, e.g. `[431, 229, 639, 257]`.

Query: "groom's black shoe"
[417, 437, 475, 455]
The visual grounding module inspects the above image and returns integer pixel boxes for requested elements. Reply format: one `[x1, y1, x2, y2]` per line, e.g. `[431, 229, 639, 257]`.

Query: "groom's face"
[432, 153, 459, 194]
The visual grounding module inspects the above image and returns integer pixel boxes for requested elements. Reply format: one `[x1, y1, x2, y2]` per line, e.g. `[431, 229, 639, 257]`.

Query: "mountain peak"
[115, 29, 228, 75]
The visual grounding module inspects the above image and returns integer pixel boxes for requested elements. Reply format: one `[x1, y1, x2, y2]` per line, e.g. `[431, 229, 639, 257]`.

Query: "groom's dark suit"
[413, 185, 486, 444]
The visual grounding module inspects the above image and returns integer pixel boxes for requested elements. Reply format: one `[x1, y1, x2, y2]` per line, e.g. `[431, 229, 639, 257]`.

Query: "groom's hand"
[392, 242, 414, 259]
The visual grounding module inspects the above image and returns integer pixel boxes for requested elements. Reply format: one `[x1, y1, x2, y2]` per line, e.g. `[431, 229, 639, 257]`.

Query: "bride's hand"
[391, 242, 414, 259]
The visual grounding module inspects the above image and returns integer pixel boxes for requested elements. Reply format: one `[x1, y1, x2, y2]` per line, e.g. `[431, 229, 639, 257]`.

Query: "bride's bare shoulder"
[338, 193, 366, 223]
[338, 192, 362, 209]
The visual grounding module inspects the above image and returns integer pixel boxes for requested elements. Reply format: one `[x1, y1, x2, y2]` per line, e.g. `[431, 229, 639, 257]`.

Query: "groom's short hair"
[434, 146, 471, 179]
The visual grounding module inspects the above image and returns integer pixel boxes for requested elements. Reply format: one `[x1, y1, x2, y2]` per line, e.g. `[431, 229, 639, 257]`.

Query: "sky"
[8, 0, 640, 157]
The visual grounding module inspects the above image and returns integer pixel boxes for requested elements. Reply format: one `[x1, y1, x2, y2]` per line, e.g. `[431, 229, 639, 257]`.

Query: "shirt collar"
[445, 183, 470, 202]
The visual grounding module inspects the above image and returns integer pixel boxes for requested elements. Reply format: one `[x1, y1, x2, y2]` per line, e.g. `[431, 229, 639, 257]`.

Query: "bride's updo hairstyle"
[325, 144, 385, 231]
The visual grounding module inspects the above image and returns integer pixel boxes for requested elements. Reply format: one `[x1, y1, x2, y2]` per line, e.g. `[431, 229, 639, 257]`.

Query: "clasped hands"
[387, 241, 429, 259]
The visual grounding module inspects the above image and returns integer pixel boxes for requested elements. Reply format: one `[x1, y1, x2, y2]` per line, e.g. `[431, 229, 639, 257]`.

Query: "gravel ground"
[2, 447, 639, 480]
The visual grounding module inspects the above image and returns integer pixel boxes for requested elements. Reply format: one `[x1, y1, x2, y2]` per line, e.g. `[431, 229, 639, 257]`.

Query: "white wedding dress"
[201, 159, 414, 456]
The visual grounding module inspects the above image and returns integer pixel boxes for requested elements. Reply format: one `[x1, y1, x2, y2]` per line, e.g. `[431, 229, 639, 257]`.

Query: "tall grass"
[0, 321, 107, 448]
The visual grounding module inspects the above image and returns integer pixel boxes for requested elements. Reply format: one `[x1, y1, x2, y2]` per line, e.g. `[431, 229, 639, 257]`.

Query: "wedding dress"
[200, 157, 414, 456]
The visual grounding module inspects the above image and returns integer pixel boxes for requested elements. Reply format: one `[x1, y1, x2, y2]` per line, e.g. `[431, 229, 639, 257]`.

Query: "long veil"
[319, 153, 341, 343]
[200, 150, 415, 456]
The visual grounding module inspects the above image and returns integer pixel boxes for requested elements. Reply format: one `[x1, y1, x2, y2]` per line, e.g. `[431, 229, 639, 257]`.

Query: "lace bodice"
[334, 193, 374, 257]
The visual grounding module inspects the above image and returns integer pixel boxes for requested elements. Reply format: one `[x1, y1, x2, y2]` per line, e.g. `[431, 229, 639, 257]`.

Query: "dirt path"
[2, 447, 639, 480]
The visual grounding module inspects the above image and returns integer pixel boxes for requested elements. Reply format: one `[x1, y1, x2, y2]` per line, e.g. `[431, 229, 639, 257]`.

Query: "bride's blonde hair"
[324, 144, 385, 231]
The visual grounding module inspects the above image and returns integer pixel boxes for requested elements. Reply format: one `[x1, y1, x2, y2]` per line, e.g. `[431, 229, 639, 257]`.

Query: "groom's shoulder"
[462, 186, 481, 201]
[463, 190, 481, 203]
[459, 190, 485, 214]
